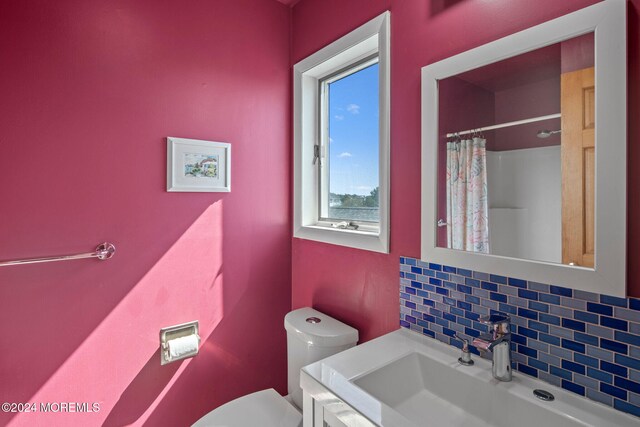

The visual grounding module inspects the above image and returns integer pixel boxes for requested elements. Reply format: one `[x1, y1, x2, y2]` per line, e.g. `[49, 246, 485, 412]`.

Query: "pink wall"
[562, 33, 596, 74]
[1, 1, 638, 425]
[0, 0, 291, 426]
[492, 33, 594, 151]
[291, 0, 640, 343]
[493, 77, 561, 151]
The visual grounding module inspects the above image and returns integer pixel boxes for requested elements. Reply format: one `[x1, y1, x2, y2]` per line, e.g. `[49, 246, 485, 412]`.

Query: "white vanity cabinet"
[301, 371, 376, 427]
[298, 329, 640, 427]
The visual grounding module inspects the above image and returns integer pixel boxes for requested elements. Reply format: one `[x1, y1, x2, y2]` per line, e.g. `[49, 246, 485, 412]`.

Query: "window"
[293, 12, 390, 253]
[320, 57, 380, 225]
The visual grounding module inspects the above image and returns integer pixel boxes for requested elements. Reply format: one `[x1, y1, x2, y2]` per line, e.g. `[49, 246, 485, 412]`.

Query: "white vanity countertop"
[302, 328, 640, 427]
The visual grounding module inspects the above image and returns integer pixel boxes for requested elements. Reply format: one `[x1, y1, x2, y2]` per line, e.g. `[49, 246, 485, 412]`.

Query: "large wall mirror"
[421, 1, 627, 296]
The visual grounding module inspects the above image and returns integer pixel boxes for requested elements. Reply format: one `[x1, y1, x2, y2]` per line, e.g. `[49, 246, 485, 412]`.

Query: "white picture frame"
[167, 137, 231, 192]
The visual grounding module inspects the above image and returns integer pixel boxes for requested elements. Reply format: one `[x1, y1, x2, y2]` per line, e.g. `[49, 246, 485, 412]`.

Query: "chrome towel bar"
[0, 242, 116, 267]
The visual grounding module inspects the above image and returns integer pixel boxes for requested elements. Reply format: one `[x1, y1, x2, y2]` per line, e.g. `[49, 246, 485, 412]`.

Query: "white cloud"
[338, 152, 352, 158]
[329, 137, 334, 143]
[334, 114, 344, 120]
[347, 104, 360, 114]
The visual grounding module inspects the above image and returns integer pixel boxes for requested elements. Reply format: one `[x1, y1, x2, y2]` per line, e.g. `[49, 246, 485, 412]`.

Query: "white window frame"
[293, 11, 390, 253]
[318, 55, 379, 228]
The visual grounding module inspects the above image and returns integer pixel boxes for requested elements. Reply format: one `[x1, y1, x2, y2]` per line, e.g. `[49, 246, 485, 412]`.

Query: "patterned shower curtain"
[446, 137, 489, 253]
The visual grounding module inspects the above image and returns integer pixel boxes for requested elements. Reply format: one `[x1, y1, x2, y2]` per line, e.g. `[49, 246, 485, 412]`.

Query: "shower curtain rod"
[446, 113, 561, 138]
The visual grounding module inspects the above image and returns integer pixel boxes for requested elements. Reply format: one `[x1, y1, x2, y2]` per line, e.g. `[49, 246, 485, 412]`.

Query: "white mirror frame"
[421, 0, 627, 296]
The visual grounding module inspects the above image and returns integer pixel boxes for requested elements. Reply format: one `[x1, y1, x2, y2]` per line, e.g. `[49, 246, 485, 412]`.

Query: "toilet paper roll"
[167, 334, 199, 359]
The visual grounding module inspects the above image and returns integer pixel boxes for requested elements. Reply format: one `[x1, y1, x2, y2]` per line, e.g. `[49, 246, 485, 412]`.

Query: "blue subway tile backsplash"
[399, 256, 640, 418]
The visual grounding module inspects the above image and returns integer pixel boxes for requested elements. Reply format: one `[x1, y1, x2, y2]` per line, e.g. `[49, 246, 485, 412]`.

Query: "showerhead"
[537, 129, 562, 138]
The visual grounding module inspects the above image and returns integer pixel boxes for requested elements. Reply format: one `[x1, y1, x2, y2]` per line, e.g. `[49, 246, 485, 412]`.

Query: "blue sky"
[328, 63, 379, 196]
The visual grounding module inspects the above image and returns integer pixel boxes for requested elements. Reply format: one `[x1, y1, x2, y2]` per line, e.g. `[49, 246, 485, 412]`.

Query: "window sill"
[294, 224, 388, 253]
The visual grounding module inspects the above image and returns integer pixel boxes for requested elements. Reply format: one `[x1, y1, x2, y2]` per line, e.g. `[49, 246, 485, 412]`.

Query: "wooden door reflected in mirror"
[562, 66, 595, 268]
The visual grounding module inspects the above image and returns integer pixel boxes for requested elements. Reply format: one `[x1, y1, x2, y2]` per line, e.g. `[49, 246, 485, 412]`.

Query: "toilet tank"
[284, 307, 359, 409]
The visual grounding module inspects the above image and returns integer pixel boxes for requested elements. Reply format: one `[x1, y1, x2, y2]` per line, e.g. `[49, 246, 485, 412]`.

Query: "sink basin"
[353, 351, 558, 427]
[354, 351, 493, 426]
[301, 329, 640, 427]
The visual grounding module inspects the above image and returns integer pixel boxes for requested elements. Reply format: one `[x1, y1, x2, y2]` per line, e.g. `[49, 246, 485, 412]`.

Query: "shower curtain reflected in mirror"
[446, 137, 489, 253]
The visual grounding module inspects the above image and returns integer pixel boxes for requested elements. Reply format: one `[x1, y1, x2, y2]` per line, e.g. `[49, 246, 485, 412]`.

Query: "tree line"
[332, 187, 379, 208]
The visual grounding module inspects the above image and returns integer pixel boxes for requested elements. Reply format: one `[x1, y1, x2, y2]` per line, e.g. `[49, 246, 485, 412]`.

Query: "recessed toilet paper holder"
[160, 320, 200, 365]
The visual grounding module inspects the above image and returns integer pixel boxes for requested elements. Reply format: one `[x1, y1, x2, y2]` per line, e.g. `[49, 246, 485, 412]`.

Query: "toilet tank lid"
[284, 307, 358, 347]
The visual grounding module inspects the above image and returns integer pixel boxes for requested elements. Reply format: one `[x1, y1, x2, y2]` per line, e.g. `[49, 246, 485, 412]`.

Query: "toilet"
[193, 307, 359, 427]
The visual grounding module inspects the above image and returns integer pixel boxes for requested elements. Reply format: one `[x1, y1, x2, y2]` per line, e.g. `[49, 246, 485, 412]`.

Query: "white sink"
[354, 351, 495, 427]
[353, 351, 569, 427]
[301, 329, 640, 427]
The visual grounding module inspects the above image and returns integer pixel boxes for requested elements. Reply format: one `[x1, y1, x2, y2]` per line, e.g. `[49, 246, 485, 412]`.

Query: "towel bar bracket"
[96, 242, 116, 260]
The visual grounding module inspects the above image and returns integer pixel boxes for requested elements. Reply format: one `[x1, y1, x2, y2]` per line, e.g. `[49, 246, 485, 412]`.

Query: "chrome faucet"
[472, 314, 512, 382]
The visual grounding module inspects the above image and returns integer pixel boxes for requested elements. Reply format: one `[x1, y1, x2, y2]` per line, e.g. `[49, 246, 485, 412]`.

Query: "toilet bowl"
[192, 307, 359, 427]
[192, 389, 302, 427]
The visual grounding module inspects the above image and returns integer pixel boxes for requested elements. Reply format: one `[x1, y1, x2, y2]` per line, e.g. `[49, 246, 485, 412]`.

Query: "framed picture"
[167, 137, 231, 192]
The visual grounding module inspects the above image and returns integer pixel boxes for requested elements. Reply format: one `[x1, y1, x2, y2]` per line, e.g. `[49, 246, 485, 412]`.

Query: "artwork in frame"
[167, 137, 231, 192]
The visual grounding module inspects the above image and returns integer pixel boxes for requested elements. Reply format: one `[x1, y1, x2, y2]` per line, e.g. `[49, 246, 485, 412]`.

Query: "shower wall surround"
[400, 257, 640, 418]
